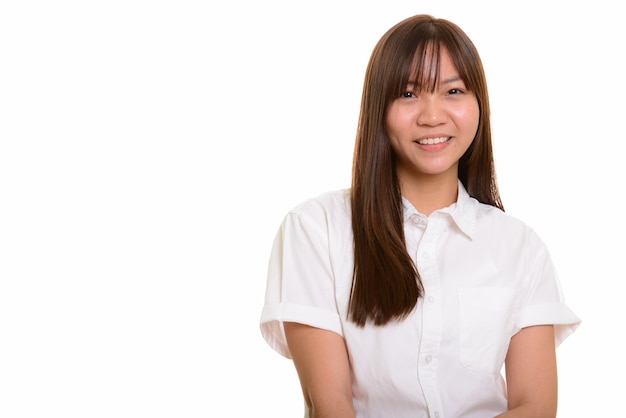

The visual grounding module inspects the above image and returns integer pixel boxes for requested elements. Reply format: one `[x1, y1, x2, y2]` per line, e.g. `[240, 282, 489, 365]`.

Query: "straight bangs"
[405, 40, 442, 95]
[382, 36, 443, 109]
[383, 23, 486, 109]
[439, 29, 487, 103]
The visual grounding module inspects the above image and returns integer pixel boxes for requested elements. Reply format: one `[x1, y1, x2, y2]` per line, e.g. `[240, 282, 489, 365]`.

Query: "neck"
[399, 171, 459, 216]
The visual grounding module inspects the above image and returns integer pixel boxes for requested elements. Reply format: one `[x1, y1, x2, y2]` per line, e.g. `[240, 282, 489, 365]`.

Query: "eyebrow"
[439, 76, 463, 85]
[406, 75, 463, 89]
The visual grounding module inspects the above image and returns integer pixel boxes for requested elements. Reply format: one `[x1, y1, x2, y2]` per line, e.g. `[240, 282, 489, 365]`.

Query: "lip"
[414, 135, 451, 145]
[413, 136, 452, 151]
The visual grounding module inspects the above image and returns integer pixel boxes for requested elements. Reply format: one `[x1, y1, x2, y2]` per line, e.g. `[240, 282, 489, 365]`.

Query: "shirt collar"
[402, 179, 477, 239]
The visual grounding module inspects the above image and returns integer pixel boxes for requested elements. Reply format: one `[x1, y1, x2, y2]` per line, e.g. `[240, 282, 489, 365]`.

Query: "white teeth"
[417, 136, 449, 145]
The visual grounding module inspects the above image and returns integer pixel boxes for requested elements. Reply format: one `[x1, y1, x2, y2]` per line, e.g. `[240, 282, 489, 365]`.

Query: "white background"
[0, 0, 622, 416]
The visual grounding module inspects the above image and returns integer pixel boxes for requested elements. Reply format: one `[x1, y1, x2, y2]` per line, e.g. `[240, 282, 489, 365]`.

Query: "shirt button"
[425, 355, 432, 364]
[423, 252, 430, 259]
[434, 412, 440, 418]
[428, 296, 435, 303]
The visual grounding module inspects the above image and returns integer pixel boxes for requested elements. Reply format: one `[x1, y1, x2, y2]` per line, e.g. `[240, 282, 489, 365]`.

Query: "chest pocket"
[458, 287, 517, 374]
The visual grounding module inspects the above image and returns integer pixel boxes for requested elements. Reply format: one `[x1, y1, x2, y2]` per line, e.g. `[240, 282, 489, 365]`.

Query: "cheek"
[467, 108, 480, 134]
[384, 112, 405, 155]
[384, 107, 401, 138]
[452, 103, 480, 133]
[385, 106, 414, 137]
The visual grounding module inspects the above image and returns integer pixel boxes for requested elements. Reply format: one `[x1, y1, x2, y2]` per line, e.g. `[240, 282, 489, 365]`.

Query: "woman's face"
[385, 47, 479, 185]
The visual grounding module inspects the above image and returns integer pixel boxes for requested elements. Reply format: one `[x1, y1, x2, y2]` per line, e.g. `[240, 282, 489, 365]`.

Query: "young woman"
[260, 14, 580, 418]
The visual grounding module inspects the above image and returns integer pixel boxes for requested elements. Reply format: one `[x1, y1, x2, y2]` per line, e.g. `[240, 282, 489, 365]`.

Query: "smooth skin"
[496, 325, 558, 417]
[284, 322, 355, 418]
[385, 47, 478, 215]
[284, 48, 559, 417]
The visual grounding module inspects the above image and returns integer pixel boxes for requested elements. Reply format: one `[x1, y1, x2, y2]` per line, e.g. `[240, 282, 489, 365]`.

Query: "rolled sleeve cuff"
[260, 302, 343, 359]
[514, 302, 581, 347]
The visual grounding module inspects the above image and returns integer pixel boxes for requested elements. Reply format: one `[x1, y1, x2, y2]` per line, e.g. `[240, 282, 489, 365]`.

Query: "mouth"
[416, 136, 451, 145]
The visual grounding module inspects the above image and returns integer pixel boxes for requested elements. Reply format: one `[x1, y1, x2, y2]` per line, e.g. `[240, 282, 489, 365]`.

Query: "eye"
[401, 91, 416, 98]
[447, 88, 464, 95]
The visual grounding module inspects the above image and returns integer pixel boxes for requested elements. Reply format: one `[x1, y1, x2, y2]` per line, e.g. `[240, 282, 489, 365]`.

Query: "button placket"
[416, 218, 445, 418]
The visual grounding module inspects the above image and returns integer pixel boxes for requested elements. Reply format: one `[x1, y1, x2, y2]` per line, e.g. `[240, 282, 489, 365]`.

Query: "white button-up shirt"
[260, 182, 580, 418]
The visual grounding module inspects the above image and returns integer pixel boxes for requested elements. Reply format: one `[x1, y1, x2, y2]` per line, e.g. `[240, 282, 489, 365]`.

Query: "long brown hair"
[349, 14, 503, 326]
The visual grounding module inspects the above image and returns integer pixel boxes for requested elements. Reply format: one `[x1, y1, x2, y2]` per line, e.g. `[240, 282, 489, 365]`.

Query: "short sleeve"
[513, 233, 581, 346]
[259, 205, 343, 359]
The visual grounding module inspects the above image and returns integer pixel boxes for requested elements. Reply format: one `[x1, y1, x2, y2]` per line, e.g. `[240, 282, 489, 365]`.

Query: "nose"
[416, 96, 446, 126]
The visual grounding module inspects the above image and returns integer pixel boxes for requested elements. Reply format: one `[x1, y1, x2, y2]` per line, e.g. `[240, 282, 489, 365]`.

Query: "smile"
[416, 136, 451, 145]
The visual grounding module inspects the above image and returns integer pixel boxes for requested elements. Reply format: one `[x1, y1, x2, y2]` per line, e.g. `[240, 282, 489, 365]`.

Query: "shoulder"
[288, 189, 351, 220]
[481, 203, 537, 232]
[475, 201, 525, 228]
[473, 200, 548, 251]
[280, 189, 352, 246]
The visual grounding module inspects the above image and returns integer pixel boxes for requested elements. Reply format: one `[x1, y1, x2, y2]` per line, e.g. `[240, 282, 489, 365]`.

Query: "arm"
[495, 325, 557, 418]
[284, 322, 355, 418]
